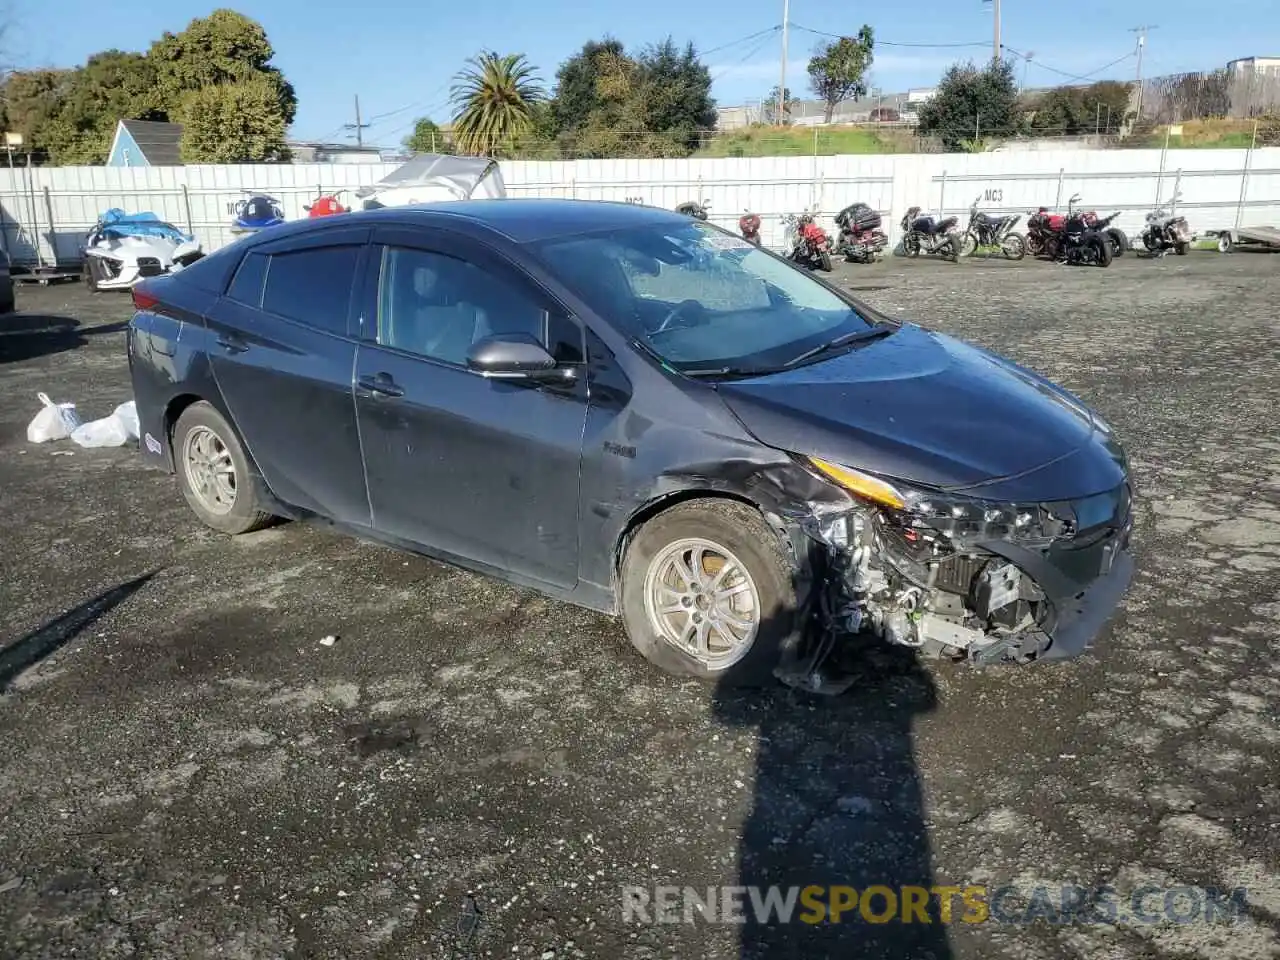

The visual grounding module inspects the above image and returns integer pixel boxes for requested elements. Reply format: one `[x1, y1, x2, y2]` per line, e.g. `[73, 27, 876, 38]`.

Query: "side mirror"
[466, 333, 561, 379]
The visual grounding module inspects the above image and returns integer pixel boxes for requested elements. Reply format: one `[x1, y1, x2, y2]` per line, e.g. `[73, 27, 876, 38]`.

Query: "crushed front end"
[775, 457, 1135, 694]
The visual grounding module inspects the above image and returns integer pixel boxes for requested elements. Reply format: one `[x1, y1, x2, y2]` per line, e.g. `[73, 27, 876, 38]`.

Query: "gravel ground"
[1, 249, 1279, 960]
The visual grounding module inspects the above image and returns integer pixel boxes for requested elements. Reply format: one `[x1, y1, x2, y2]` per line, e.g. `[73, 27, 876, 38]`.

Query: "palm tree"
[449, 52, 545, 156]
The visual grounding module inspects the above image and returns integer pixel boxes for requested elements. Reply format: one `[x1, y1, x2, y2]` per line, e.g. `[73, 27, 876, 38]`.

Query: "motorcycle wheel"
[1001, 232, 1027, 261]
[958, 232, 978, 258]
[1026, 234, 1044, 257]
[1106, 228, 1126, 258]
[818, 249, 833, 272]
[1175, 241, 1189, 256]
[903, 235, 921, 257]
[1141, 231, 1160, 253]
[1091, 235, 1112, 268]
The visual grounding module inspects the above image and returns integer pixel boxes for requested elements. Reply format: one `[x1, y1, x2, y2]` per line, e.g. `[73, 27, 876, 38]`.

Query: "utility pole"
[777, 0, 790, 126]
[1130, 26, 1157, 123]
[992, 0, 1002, 64]
[344, 95, 371, 147]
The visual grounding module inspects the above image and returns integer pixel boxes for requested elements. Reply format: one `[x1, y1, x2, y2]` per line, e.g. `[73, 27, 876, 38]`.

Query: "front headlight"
[806, 457, 1070, 543]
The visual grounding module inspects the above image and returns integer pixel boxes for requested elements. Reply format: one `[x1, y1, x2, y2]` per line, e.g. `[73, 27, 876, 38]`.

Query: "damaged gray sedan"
[128, 200, 1133, 690]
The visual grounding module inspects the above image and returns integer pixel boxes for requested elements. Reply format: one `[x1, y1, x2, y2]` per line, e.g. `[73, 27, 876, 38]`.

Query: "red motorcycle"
[1029, 196, 1125, 259]
[739, 210, 762, 245]
[305, 190, 350, 218]
[783, 209, 833, 272]
[834, 202, 888, 263]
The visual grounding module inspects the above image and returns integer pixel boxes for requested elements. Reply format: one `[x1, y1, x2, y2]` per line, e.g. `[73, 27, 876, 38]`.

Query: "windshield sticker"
[703, 234, 754, 251]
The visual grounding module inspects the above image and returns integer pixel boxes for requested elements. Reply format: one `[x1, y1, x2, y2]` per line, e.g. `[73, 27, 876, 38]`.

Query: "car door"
[353, 227, 588, 589]
[205, 226, 373, 525]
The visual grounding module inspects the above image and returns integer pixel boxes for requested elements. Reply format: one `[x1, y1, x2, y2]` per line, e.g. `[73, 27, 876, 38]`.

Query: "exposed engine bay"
[772, 461, 1134, 695]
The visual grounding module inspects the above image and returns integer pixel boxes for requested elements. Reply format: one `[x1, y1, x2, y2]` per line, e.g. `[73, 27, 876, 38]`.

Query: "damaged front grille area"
[779, 479, 1133, 693]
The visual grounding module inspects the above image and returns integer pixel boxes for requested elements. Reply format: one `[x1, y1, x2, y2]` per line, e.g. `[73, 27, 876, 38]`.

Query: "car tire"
[619, 499, 799, 686]
[172, 401, 273, 536]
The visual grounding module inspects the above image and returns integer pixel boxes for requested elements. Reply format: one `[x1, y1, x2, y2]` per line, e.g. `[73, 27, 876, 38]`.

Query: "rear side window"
[261, 245, 361, 335]
[227, 252, 268, 306]
[171, 241, 241, 293]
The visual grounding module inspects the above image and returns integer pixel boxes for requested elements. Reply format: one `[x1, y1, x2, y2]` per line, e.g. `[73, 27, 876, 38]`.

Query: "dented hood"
[715, 323, 1120, 498]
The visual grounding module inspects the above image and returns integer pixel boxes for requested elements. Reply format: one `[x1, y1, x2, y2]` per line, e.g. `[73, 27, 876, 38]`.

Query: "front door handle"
[358, 373, 405, 398]
[215, 333, 249, 354]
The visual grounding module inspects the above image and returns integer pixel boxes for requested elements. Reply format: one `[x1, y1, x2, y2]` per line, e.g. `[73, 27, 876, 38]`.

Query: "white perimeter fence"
[2, 146, 1279, 269]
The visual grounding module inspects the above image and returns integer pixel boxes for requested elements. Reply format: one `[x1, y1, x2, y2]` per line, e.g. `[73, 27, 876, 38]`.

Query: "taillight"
[132, 287, 160, 311]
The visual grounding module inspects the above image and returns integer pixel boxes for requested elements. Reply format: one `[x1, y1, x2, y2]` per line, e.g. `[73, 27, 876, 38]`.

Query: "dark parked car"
[1, 251, 14, 314]
[127, 200, 1134, 687]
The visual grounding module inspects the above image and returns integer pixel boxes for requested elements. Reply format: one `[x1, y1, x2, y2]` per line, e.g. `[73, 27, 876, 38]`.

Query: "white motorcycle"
[1140, 192, 1195, 258]
[82, 209, 203, 292]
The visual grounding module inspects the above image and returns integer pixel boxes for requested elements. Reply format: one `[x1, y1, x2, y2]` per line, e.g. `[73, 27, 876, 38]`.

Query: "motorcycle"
[782, 207, 834, 272]
[1081, 208, 1127, 258]
[1038, 194, 1111, 267]
[900, 206, 961, 261]
[833, 201, 888, 263]
[231, 192, 286, 233]
[957, 195, 1026, 260]
[676, 198, 710, 220]
[305, 190, 350, 218]
[1140, 192, 1195, 257]
[738, 209, 762, 245]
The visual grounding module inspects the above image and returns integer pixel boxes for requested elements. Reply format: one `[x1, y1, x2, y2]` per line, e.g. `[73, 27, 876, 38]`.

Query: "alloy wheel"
[182, 425, 237, 515]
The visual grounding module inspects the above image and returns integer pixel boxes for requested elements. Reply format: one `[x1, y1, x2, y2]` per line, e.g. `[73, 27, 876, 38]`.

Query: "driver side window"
[376, 246, 583, 367]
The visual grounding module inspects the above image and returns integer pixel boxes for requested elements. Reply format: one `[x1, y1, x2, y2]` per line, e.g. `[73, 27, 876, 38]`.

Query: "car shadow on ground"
[0, 315, 129, 365]
[713, 638, 952, 959]
[0, 570, 158, 692]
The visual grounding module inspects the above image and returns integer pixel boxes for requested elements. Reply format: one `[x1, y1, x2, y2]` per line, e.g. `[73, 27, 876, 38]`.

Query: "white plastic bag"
[70, 413, 131, 448]
[113, 400, 140, 440]
[26, 392, 82, 443]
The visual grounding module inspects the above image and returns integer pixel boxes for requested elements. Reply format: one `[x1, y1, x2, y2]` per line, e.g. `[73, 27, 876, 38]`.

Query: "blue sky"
[14, 0, 1276, 146]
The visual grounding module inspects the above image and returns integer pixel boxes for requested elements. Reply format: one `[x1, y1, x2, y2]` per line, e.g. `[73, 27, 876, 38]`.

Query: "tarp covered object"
[93, 208, 192, 244]
[354, 154, 507, 210]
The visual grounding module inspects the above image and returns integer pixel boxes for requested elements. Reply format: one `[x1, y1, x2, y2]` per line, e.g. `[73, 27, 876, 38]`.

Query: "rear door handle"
[215, 333, 249, 354]
[358, 373, 405, 398]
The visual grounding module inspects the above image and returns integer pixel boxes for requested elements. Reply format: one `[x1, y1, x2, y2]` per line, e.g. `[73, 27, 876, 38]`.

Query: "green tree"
[0, 69, 73, 157]
[403, 117, 450, 154]
[39, 51, 164, 163]
[917, 58, 1021, 150]
[449, 51, 545, 156]
[178, 75, 291, 162]
[763, 86, 795, 125]
[632, 38, 715, 150]
[548, 38, 626, 135]
[807, 27, 874, 123]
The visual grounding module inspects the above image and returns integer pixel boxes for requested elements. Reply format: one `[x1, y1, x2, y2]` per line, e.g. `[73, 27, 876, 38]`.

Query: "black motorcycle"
[958, 195, 1026, 260]
[1059, 196, 1112, 268]
[675, 199, 710, 220]
[900, 206, 960, 261]
[1140, 192, 1194, 256]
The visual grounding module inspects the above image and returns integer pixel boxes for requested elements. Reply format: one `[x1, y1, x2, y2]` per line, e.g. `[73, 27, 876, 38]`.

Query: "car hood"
[715, 323, 1125, 501]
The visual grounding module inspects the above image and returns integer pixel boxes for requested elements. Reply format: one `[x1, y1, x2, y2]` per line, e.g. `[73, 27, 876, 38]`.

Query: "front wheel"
[1001, 232, 1027, 261]
[620, 500, 799, 685]
[818, 249, 833, 272]
[1142, 230, 1161, 252]
[1175, 241, 1189, 256]
[903, 234, 921, 257]
[958, 232, 978, 258]
[1106, 228, 1127, 258]
[173, 402, 274, 535]
[1091, 234, 1113, 268]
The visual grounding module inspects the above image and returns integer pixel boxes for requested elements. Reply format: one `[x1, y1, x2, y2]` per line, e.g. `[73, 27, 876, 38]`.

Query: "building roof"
[118, 120, 184, 165]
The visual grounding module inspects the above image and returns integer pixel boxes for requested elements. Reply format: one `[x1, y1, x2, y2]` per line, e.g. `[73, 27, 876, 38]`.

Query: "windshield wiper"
[680, 365, 763, 379]
[782, 324, 895, 368]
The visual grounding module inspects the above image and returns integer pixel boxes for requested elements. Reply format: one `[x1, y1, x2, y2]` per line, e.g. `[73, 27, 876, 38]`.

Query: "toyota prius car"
[127, 199, 1134, 688]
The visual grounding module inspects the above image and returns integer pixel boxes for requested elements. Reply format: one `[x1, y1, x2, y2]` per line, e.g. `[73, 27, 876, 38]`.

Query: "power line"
[789, 23, 988, 49]
[710, 27, 782, 84]
[701, 25, 784, 58]
[1002, 45, 1135, 84]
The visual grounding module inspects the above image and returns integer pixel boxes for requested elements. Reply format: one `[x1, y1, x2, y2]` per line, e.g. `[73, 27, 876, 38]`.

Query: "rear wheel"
[620, 500, 799, 686]
[173, 402, 273, 535]
[1217, 234, 1233, 254]
[1175, 241, 1189, 256]
[1001, 232, 1027, 261]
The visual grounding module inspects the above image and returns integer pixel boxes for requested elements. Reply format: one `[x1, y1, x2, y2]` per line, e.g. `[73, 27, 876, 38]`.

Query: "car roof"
[244, 199, 693, 248]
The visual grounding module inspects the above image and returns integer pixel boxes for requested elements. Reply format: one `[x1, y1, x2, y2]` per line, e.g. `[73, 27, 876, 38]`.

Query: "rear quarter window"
[169, 241, 243, 294]
[261, 245, 362, 336]
[227, 252, 269, 307]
